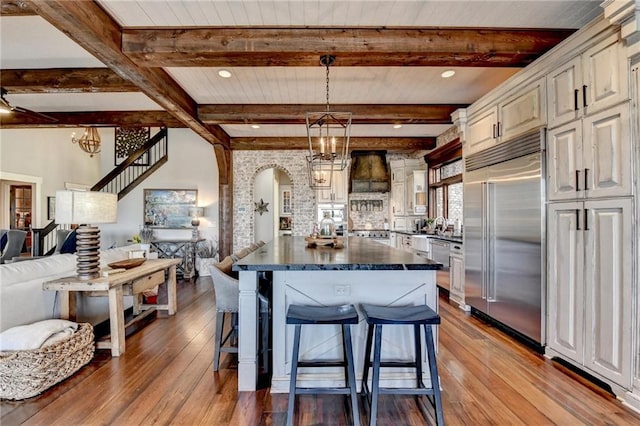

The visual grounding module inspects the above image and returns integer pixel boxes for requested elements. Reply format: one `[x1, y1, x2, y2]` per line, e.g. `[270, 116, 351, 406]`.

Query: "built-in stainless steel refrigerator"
[464, 130, 545, 345]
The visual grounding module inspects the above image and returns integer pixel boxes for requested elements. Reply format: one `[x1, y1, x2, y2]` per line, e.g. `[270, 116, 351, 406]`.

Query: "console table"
[151, 238, 204, 278]
[43, 258, 181, 356]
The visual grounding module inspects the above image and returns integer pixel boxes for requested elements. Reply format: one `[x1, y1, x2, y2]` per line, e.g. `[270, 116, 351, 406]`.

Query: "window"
[425, 138, 462, 222]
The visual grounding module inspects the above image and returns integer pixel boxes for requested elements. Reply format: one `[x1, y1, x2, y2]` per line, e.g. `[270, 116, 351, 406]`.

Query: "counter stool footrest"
[373, 387, 436, 396]
[295, 387, 353, 395]
[297, 360, 347, 368]
[377, 361, 421, 368]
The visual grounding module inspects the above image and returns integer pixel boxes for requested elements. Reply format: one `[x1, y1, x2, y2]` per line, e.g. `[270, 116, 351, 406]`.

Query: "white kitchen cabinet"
[406, 170, 427, 215]
[449, 243, 465, 308]
[465, 105, 498, 154]
[392, 216, 407, 231]
[547, 198, 633, 388]
[547, 103, 631, 201]
[316, 167, 348, 203]
[465, 78, 545, 155]
[547, 34, 627, 129]
[391, 181, 405, 216]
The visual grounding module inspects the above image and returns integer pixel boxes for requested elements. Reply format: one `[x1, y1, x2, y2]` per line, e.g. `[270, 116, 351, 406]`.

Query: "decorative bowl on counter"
[305, 236, 344, 249]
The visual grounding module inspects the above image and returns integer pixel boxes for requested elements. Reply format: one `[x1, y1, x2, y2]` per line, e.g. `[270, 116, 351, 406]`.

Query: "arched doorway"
[252, 166, 294, 243]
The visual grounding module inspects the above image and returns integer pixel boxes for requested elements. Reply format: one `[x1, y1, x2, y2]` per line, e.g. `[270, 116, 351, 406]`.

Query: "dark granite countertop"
[233, 236, 442, 271]
[392, 230, 463, 244]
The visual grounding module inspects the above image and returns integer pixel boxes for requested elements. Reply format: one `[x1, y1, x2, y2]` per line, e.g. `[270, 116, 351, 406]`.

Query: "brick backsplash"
[233, 150, 315, 251]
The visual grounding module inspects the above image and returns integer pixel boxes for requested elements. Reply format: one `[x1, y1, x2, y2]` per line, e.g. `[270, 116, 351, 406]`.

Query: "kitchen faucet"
[434, 216, 447, 235]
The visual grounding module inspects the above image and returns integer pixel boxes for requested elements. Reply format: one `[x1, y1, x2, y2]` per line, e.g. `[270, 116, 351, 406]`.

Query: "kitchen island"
[233, 236, 442, 392]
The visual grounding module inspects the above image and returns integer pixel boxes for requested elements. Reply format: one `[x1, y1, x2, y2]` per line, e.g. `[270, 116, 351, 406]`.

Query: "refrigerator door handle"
[483, 182, 493, 301]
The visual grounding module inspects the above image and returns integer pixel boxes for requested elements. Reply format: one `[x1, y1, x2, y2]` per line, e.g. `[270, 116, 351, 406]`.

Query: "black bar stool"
[359, 303, 444, 426]
[286, 304, 360, 426]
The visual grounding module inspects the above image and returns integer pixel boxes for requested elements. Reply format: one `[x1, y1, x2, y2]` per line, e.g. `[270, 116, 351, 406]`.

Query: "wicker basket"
[0, 322, 95, 400]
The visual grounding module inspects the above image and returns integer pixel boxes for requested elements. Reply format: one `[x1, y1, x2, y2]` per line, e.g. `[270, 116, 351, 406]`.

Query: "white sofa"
[0, 245, 139, 332]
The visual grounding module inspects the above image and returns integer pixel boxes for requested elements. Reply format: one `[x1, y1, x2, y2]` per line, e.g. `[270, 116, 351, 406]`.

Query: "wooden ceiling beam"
[1, 0, 36, 15]
[231, 137, 436, 151]
[0, 110, 186, 128]
[199, 104, 465, 125]
[26, 0, 229, 149]
[122, 27, 574, 67]
[1, 68, 139, 93]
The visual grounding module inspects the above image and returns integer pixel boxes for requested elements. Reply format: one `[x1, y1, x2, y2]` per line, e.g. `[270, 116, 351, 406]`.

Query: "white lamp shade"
[55, 190, 118, 224]
[188, 206, 205, 218]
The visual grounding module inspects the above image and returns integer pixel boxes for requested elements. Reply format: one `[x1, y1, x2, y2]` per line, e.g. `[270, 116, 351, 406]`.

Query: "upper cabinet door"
[583, 34, 628, 116]
[465, 106, 498, 155]
[547, 56, 582, 129]
[582, 104, 631, 199]
[547, 35, 627, 130]
[547, 121, 583, 201]
[499, 78, 546, 141]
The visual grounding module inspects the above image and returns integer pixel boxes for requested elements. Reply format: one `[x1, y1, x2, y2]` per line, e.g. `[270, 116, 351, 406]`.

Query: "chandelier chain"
[325, 62, 330, 112]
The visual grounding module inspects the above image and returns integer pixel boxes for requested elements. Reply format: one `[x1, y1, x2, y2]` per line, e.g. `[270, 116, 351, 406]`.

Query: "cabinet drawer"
[132, 271, 165, 294]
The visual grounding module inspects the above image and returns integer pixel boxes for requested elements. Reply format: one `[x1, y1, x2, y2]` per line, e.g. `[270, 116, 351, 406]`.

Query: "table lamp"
[55, 190, 118, 280]
[188, 206, 204, 239]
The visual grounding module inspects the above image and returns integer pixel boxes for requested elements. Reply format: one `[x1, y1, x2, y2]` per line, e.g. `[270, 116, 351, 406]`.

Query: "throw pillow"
[0, 233, 7, 252]
[59, 230, 77, 254]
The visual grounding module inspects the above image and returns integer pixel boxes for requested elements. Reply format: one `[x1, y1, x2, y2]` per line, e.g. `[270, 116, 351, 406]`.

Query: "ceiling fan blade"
[11, 105, 59, 123]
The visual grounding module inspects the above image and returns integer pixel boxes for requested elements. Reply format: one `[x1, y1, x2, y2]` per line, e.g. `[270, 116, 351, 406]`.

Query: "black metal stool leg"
[414, 324, 424, 388]
[424, 324, 444, 426]
[287, 324, 302, 426]
[213, 311, 225, 371]
[370, 324, 383, 426]
[361, 323, 374, 401]
[343, 325, 361, 426]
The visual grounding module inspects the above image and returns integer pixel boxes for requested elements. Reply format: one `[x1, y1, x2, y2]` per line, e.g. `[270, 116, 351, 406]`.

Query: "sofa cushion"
[59, 230, 77, 254]
[0, 232, 7, 252]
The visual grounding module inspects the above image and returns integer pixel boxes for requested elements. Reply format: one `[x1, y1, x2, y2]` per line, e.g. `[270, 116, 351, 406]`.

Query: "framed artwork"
[279, 216, 292, 230]
[47, 196, 55, 220]
[115, 127, 150, 166]
[143, 189, 197, 228]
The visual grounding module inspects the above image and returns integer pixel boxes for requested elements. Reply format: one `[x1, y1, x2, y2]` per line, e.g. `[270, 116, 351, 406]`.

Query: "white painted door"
[582, 103, 632, 199]
[583, 198, 633, 388]
[547, 201, 584, 364]
[547, 121, 583, 201]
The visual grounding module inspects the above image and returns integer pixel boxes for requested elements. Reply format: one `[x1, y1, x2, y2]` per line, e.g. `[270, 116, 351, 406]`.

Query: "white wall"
[0, 128, 102, 228]
[0, 127, 219, 249]
[254, 168, 275, 243]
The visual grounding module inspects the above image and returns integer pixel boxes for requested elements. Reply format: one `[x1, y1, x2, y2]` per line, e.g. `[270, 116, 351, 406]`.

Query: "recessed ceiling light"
[218, 69, 232, 78]
[251, 124, 260, 129]
[393, 124, 403, 129]
[441, 70, 456, 79]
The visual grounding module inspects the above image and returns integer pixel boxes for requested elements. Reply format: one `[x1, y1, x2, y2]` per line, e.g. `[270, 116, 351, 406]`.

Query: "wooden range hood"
[349, 150, 390, 193]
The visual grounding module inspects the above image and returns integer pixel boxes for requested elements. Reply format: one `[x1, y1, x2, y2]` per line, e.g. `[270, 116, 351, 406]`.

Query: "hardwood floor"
[2, 277, 640, 425]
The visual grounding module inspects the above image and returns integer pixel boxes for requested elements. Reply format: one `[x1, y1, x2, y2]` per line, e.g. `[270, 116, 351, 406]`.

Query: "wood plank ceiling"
[0, 0, 603, 154]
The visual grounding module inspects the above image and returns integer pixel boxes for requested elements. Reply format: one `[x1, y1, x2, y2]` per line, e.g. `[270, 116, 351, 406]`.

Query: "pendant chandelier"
[72, 127, 101, 157]
[306, 55, 351, 190]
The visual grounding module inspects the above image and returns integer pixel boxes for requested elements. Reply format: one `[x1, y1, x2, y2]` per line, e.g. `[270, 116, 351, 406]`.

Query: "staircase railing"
[31, 222, 72, 256]
[32, 128, 169, 256]
[92, 127, 168, 198]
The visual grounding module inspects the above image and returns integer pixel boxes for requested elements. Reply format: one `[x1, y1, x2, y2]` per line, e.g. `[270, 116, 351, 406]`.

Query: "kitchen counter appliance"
[464, 129, 545, 346]
[430, 239, 450, 291]
[351, 229, 391, 245]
